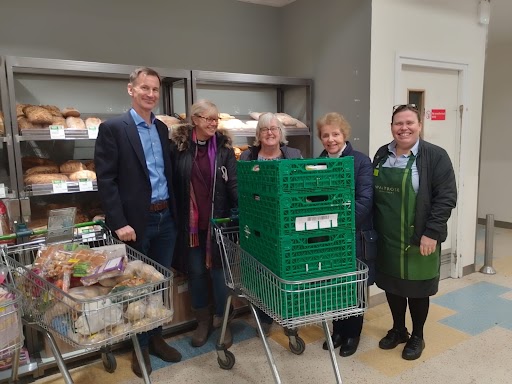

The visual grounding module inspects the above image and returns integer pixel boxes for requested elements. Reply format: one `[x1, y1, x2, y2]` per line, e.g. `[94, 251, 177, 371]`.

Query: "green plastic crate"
[241, 261, 358, 319]
[237, 157, 354, 194]
[240, 224, 356, 280]
[239, 188, 354, 237]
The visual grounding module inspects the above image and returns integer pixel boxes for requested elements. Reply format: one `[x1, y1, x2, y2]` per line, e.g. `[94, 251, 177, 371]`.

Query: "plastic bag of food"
[80, 256, 127, 286]
[145, 294, 173, 320]
[74, 298, 122, 335]
[125, 299, 147, 321]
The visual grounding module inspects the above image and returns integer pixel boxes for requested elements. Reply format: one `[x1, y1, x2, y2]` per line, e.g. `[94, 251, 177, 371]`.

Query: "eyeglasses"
[260, 126, 280, 134]
[393, 104, 418, 112]
[195, 115, 219, 124]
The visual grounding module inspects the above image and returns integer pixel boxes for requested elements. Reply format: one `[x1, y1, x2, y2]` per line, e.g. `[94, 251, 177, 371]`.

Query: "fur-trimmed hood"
[170, 123, 233, 152]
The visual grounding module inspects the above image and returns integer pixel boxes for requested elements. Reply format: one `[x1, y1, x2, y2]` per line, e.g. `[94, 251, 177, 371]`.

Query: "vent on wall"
[236, 0, 296, 7]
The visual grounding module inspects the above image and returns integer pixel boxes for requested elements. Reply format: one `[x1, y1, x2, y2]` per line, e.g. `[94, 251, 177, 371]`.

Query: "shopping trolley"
[0, 222, 174, 384]
[0, 282, 24, 382]
[213, 218, 368, 384]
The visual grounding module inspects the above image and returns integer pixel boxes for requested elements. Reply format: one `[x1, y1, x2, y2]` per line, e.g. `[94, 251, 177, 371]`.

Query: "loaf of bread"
[25, 106, 54, 125]
[85, 117, 101, 128]
[61, 108, 80, 118]
[25, 165, 60, 176]
[275, 113, 297, 126]
[249, 112, 264, 121]
[156, 115, 180, 128]
[69, 170, 97, 181]
[219, 113, 235, 120]
[42, 105, 63, 117]
[22, 157, 57, 171]
[17, 117, 34, 129]
[84, 160, 95, 171]
[65, 117, 86, 129]
[24, 173, 69, 185]
[16, 104, 26, 117]
[59, 160, 86, 174]
[51, 116, 66, 127]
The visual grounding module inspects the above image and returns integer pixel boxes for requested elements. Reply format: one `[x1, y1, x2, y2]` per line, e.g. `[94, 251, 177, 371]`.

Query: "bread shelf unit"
[191, 70, 313, 157]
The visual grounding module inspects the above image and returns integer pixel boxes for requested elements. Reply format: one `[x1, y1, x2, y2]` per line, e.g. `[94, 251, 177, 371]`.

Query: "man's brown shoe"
[149, 334, 182, 362]
[131, 349, 152, 378]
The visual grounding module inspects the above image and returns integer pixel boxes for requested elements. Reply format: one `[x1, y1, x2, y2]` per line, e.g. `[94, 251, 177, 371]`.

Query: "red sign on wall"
[431, 109, 446, 120]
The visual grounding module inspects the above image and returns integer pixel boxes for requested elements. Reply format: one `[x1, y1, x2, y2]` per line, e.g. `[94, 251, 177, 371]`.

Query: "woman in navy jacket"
[317, 112, 375, 357]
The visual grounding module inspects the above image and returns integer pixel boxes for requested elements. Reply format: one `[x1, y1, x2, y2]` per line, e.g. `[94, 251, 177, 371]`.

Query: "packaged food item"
[80, 256, 127, 286]
[0, 200, 10, 236]
[74, 298, 123, 335]
[125, 299, 147, 321]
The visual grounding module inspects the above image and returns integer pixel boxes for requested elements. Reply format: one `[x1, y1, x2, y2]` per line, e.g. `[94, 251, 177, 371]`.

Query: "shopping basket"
[212, 218, 368, 384]
[0, 221, 174, 384]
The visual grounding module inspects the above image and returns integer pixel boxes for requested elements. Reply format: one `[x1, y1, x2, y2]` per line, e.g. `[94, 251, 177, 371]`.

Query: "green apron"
[374, 154, 439, 280]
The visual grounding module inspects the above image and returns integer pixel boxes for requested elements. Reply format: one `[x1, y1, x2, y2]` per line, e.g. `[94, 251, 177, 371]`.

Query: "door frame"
[394, 53, 468, 279]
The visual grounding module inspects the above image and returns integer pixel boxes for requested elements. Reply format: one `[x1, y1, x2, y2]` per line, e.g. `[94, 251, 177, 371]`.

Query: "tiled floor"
[16, 227, 512, 383]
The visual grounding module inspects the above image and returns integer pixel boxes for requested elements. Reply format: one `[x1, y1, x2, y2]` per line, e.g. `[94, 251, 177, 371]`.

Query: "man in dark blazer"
[94, 67, 181, 378]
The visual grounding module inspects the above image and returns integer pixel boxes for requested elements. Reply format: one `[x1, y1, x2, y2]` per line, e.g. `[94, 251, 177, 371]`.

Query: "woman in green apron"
[373, 104, 457, 360]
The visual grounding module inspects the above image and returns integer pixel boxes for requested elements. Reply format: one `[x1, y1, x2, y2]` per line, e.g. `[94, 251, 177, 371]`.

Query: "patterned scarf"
[189, 129, 217, 268]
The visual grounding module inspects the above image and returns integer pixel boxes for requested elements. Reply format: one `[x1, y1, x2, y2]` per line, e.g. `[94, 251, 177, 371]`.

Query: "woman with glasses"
[317, 112, 375, 357]
[170, 99, 238, 348]
[240, 112, 302, 336]
[372, 104, 457, 360]
[240, 112, 303, 161]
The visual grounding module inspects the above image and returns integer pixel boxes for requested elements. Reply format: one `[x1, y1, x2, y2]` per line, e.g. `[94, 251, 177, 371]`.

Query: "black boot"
[322, 333, 343, 350]
[340, 337, 360, 357]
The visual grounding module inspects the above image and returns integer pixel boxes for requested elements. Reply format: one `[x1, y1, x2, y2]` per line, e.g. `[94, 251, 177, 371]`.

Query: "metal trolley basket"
[213, 219, 368, 384]
[0, 225, 174, 384]
[0, 284, 24, 382]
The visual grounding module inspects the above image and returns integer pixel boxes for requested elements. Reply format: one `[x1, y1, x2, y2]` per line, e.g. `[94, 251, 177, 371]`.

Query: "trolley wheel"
[289, 336, 306, 355]
[217, 350, 236, 370]
[102, 352, 117, 373]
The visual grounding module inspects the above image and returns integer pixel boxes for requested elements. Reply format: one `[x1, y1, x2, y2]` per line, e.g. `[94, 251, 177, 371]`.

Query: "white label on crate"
[78, 178, 93, 191]
[49, 125, 65, 139]
[87, 126, 99, 139]
[0, 183, 6, 198]
[178, 281, 188, 294]
[295, 214, 338, 231]
[82, 231, 96, 240]
[52, 180, 68, 193]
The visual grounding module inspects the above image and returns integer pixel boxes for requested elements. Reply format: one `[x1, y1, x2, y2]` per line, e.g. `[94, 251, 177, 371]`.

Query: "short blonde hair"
[190, 99, 219, 124]
[253, 112, 288, 146]
[316, 112, 351, 140]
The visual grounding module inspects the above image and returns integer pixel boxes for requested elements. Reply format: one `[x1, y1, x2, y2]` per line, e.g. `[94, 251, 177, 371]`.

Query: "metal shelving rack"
[191, 70, 314, 157]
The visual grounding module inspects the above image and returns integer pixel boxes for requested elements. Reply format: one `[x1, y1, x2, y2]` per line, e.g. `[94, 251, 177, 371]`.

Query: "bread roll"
[84, 160, 95, 171]
[69, 170, 96, 181]
[65, 117, 86, 129]
[25, 165, 60, 176]
[22, 157, 57, 170]
[59, 160, 86, 174]
[25, 106, 53, 125]
[24, 173, 69, 185]
[84, 117, 101, 128]
[61, 108, 80, 118]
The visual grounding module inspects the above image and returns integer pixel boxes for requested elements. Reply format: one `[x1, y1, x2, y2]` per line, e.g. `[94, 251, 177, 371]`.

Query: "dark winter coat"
[169, 124, 238, 273]
[372, 139, 457, 245]
[319, 141, 375, 284]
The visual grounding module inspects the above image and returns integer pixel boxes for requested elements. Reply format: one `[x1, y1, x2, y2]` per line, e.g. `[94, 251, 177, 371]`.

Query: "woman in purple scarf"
[170, 100, 238, 348]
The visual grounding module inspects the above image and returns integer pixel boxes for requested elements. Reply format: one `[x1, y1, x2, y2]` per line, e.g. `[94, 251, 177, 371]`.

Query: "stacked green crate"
[238, 158, 358, 318]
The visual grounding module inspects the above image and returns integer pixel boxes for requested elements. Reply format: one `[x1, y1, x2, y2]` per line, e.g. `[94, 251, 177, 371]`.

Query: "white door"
[401, 65, 461, 279]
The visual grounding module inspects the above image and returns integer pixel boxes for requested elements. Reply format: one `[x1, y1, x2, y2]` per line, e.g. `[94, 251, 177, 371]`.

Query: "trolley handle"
[0, 220, 105, 241]
[210, 208, 239, 226]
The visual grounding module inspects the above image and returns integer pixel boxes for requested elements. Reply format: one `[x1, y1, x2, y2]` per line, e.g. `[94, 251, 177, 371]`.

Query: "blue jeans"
[131, 208, 177, 348]
[188, 230, 228, 316]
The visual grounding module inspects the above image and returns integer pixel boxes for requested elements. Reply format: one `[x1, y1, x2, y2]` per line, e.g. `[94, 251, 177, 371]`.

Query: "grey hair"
[190, 99, 219, 124]
[253, 112, 288, 146]
[129, 67, 161, 85]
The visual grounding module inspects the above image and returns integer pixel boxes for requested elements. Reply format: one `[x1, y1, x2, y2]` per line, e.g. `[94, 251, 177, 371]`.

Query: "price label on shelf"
[87, 125, 99, 139]
[52, 180, 68, 193]
[0, 183, 6, 198]
[78, 178, 93, 191]
[49, 125, 65, 139]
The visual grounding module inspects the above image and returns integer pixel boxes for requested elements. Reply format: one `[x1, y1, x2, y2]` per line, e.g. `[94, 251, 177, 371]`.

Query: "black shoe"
[402, 335, 425, 360]
[340, 337, 360, 357]
[379, 328, 410, 350]
[322, 333, 343, 350]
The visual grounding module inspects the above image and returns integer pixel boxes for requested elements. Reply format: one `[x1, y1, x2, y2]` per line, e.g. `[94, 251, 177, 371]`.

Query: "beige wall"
[478, 42, 512, 223]
[369, 0, 488, 272]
